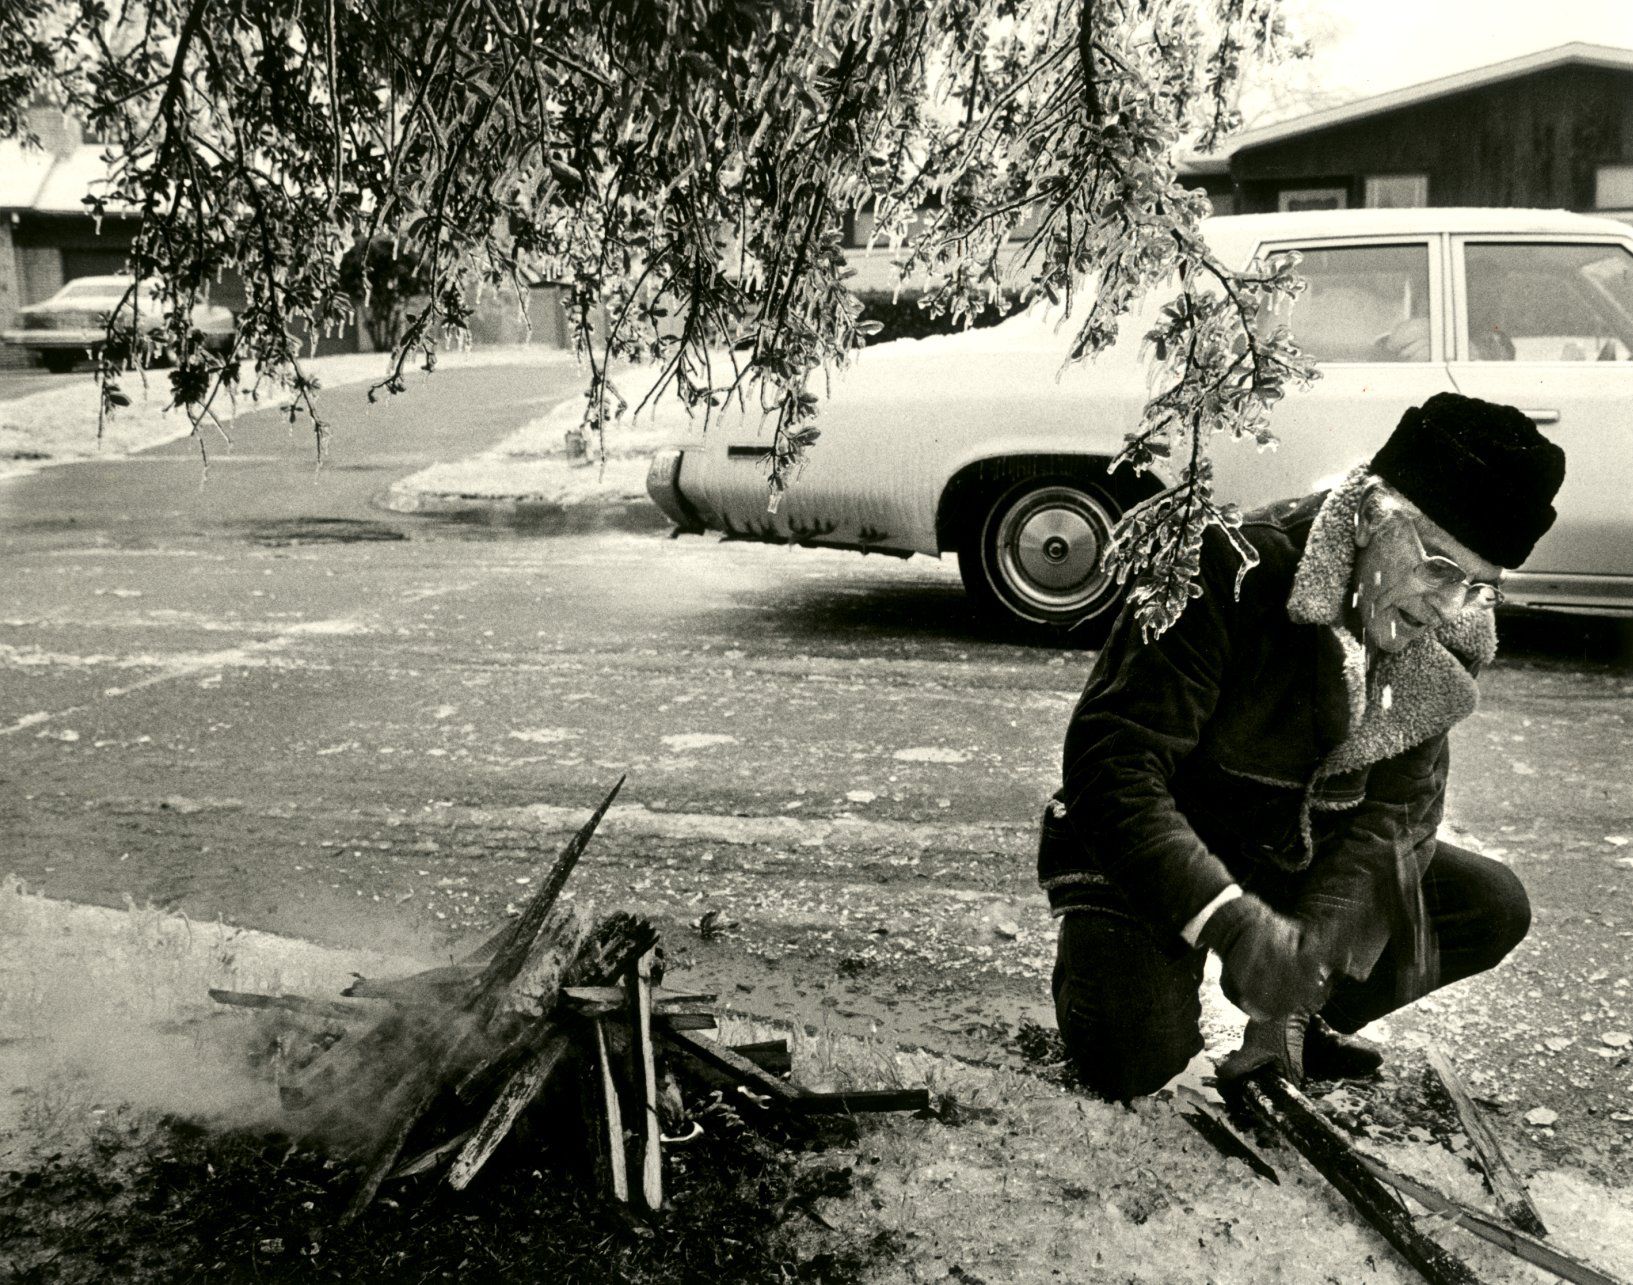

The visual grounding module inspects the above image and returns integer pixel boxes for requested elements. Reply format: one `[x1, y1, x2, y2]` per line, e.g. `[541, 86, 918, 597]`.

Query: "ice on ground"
[661, 732, 738, 752]
[734, 1014, 1633, 1285]
[892, 746, 970, 763]
[508, 727, 579, 744]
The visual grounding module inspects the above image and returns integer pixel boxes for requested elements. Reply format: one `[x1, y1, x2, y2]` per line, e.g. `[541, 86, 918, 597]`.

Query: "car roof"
[1203, 207, 1632, 262]
[60, 275, 139, 289]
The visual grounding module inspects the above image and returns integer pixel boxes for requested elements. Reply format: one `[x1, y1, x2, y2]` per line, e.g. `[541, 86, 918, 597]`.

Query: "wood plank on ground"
[791, 1088, 931, 1115]
[1234, 1068, 1481, 1285]
[1360, 1153, 1625, 1285]
[1425, 1043, 1548, 1238]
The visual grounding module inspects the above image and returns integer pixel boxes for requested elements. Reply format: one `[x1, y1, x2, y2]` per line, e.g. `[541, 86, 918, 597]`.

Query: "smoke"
[0, 880, 434, 1151]
[15, 985, 282, 1135]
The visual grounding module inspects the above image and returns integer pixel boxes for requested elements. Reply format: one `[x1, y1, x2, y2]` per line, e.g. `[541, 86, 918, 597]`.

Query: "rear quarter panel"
[674, 319, 1150, 553]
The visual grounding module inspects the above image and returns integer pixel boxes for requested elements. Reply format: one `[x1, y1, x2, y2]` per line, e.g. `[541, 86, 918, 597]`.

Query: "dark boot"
[1217, 1013, 1383, 1085]
[1302, 1016, 1383, 1080]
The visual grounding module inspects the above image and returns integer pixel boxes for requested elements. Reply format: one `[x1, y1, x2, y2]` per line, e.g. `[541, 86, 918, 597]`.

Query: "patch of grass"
[1, 1094, 900, 1284]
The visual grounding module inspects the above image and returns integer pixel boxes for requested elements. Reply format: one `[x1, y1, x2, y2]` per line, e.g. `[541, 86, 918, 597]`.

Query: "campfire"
[206, 777, 929, 1224]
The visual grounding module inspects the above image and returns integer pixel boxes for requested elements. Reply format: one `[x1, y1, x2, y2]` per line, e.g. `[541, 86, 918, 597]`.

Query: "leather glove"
[1197, 893, 1328, 1022]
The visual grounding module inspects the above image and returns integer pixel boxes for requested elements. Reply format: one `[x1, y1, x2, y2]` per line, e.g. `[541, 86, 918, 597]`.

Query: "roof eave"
[1217, 41, 1633, 160]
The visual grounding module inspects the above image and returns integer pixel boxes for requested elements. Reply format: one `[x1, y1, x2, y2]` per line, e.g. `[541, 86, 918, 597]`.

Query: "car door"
[1209, 235, 1459, 511]
[1445, 234, 1633, 590]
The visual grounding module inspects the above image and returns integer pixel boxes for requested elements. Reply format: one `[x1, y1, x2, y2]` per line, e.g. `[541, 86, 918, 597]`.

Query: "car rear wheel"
[40, 351, 76, 374]
[958, 474, 1126, 644]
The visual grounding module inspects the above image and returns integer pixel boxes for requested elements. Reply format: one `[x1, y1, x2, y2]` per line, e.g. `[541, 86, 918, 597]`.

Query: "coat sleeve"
[1301, 733, 1448, 987]
[1055, 533, 1254, 938]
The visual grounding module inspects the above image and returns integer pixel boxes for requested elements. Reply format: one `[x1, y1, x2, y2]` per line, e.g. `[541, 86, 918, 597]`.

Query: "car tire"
[40, 351, 76, 374]
[958, 473, 1126, 645]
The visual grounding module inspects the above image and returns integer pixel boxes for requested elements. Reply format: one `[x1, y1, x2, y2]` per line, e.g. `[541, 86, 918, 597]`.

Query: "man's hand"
[1197, 894, 1327, 1021]
[1372, 316, 1431, 361]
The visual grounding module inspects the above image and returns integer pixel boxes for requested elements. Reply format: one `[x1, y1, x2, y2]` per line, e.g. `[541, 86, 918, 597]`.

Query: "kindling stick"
[447, 1029, 575, 1191]
[470, 776, 625, 1001]
[730, 1039, 793, 1077]
[390, 1130, 475, 1181]
[656, 1027, 804, 1107]
[342, 965, 480, 1003]
[560, 986, 716, 1016]
[656, 1029, 929, 1115]
[655, 1012, 717, 1032]
[591, 1019, 630, 1203]
[626, 949, 664, 1212]
[1425, 1044, 1548, 1238]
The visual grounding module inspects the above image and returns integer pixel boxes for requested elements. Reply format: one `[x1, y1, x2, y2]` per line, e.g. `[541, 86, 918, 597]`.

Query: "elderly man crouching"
[1038, 392, 1566, 1099]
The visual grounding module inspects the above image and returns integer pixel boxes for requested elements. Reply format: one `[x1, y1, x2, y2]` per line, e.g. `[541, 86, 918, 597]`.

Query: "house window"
[1278, 187, 1347, 213]
[1364, 175, 1428, 209]
[1594, 164, 1633, 211]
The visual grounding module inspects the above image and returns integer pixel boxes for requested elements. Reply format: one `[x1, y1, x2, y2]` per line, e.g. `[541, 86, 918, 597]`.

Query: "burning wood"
[208, 776, 930, 1223]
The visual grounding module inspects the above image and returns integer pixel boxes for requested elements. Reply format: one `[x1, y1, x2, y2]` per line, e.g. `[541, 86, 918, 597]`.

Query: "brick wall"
[0, 218, 31, 370]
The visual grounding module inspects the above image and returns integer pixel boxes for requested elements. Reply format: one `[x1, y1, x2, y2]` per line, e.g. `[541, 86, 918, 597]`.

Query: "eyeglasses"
[1396, 516, 1504, 609]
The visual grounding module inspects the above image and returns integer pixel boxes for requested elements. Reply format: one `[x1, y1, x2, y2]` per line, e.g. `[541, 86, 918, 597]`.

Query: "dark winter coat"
[1037, 466, 1498, 981]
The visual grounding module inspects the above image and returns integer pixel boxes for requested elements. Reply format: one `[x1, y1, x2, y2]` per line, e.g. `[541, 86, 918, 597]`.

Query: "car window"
[1261, 243, 1432, 363]
[1463, 242, 1633, 361]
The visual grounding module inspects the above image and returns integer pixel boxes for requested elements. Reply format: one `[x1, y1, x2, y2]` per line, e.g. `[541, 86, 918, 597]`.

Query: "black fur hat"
[1370, 392, 1567, 569]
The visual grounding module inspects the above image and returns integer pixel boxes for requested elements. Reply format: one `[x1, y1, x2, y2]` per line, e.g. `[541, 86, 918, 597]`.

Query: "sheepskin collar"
[1285, 465, 1498, 777]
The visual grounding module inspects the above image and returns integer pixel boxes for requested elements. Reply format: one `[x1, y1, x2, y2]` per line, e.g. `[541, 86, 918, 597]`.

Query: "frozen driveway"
[1, 374, 1630, 1173]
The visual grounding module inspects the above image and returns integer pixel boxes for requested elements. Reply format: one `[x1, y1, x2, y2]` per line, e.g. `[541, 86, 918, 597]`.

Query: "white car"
[1, 274, 235, 373]
[647, 209, 1633, 640]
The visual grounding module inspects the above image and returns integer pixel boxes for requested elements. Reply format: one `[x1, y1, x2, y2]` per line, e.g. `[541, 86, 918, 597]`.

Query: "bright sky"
[1244, 0, 1633, 123]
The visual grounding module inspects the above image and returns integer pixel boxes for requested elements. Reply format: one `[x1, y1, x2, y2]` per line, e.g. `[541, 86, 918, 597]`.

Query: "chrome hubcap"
[993, 485, 1115, 615]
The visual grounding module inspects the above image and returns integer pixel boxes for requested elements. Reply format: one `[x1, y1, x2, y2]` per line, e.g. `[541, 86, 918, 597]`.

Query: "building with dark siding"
[1183, 42, 1633, 221]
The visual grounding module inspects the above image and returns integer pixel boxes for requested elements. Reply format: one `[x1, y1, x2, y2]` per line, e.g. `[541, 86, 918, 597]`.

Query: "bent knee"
[1075, 1042, 1196, 1102]
[1056, 997, 1200, 1102]
[1495, 875, 1528, 966]
[1480, 863, 1532, 963]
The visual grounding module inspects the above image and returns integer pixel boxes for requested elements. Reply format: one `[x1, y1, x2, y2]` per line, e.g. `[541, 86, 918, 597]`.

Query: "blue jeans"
[1051, 842, 1531, 1101]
